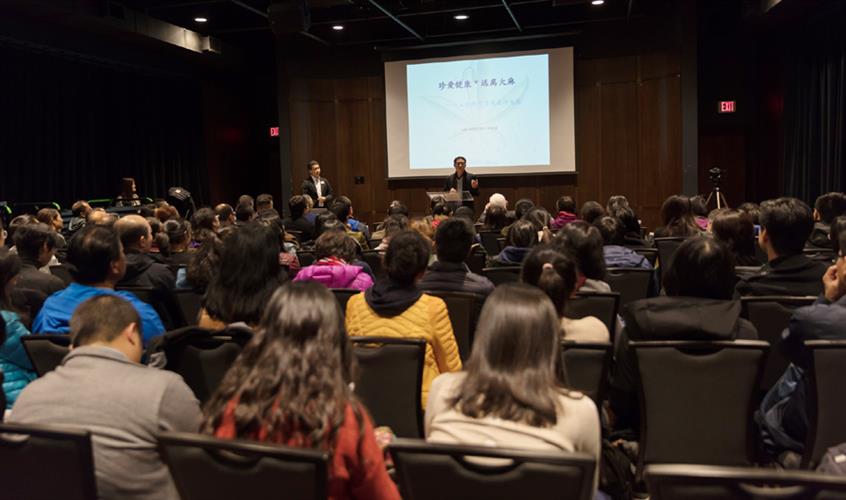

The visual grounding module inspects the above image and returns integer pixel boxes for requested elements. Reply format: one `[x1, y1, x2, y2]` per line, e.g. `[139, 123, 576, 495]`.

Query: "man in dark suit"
[301, 160, 333, 208]
[443, 156, 479, 208]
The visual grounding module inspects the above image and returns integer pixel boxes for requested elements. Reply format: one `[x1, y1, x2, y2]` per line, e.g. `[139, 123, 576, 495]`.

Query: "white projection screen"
[385, 47, 576, 179]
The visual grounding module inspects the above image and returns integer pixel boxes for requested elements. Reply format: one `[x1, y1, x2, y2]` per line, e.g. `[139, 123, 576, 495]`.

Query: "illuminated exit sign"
[269, 126, 280, 137]
[718, 101, 736, 114]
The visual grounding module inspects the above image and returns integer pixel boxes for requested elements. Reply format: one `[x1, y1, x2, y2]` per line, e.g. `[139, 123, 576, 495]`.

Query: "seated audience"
[500, 198, 536, 237]
[12, 223, 65, 297]
[808, 192, 846, 249]
[654, 194, 701, 238]
[554, 222, 610, 293]
[606, 194, 630, 213]
[480, 204, 509, 232]
[238, 194, 254, 210]
[203, 283, 399, 500]
[254, 215, 300, 275]
[832, 215, 846, 254]
[594, 216, 652, 269]
[345, 230, 461, 404]
[199, 224, 285, 330]
[610, 205, 649, 247]
[154, 201, 179, 223]
[550, 195, 578, 230]
[0, 249, 37, 408]
[373, 214, 408, 252]
[476, 193, 508, 225]
[419, 217, 494, 296]
[114, 215, 175, 290]
[36, 207, 66, 250]
[88, 208, 117, 227]
[580, 201, 606, 225]
[255, 193, 275, 217]
[184, 233, 222, 292]
[331, 198, 368, 248]
[115, 177, 142, 207]
[425, 283, 600, 492]
[738, 202, 762, 224]
[234, 202, 255, 225]
[609, 237, 757, 434]
[488, 219, 537, 267]
[711, 209, 761, 266]
[757, 229, 846, 459]
[283, 194, 315, 242]
[214, 203, 236, 228]
[735, 197, 828, 297]
[190, 207, 220, 246]
[521, 246, 610, 343]
[690, 195, 710, 231]
[11, 295, 200, 500]
[68, 200, 93, 235]
[294, 231, 373, 290]
[335, 195, 369, 238]
[524, 206, 554, 242]
[33, 225, 165, 344]
[162, 219, 193, 266]
[372, 200, 409, 240]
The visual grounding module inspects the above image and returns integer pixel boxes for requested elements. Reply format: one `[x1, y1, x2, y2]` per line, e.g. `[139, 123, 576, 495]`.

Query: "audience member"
[184, 234, 222, 292]
[203, 283, 399, 500]
[480, 204, 509, 232]
[711, 209, 761, 266]
[580, 201, 606, 225]
[115, 177, 142, 207]
[689, 195, 710, 231]
[190, 207, 220, 245]
[477, 193, 508, 225]
[425, 283, 600, 492]
[735, 197, 828, 297]
[294, 231, 373, 290]
[654, 194, 700, 238]
[757, 229, 846, 459]
[550, 195, 578, 230]
[88, 208, 117, 227]
[154, 201, 179, 223]
[606, 195, 630, 213]
[335, 195, 370, 238]
[234, 202, 255, 225]
[554, 222, 610, 293]
[373, 214, 408, 252]
[255, 193, 275, 217]
[146, 216, 168, 257]
[0, 249, 37, 408]
[594, 216, 652, 269]
[199, 224, 284, 330]
[419, 217, 494, 296]
[832, 215, 846, 254]
[283, 195, 315, 242]
[36, 207, 66, 245]
[330, 198, 369, 248]
[238, 194, 254, 210]
[524, 206, 554, 242]
[372, 201, 409, 240]
[609, 237, 757, 434]
[500, 198, 535, 237]
[114, 215, 175, 291]
[610, 205, 648, 247]
[162, 219, 193, 266]
[345, 230, 461, 404]
[33, 225, 165, 343]
[489, 219, 536, 267]
[453, 206, 475, 223]
[808, 192, 846, 249]
[11, 295, 200, 500]
[12, 223, 65, 297]
[521, 246, 609, 342]
[68, 200, 92, 235]
[214, 203, 236, 228]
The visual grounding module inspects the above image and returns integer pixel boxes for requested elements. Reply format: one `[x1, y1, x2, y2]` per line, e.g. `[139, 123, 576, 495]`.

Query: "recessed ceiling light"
[332, 25, 344, 31]
[194, 17, 208, 23]
[454, 14, 469, 20]
[590, 0, 605, 5]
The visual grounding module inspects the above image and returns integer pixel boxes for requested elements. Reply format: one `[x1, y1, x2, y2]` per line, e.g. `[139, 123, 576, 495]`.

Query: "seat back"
[734, 266, 762, 279]
[565, 292, 620, 339]
[21, 335, 71, 376]
[361, 250, 384, 279]
[0, 422, 97, 500]
[804, 340, 846, 468]
[632, 247, 658, 266]
[478, 231, 502, 256]
[633, 340, 768, 471]
[158, 431, 327, 500]
[162, 327, 253, 404]
[646, 463, 846, 500]
[423, 290, 485, 362]
[173, 289, 204, 325]
[389, 439, 595, 500]
[605, 268, 653, 307]
[351, 337, 425, 438]
[741, 296, 817, 392]
[465, 249, 486, 275]
[482, 266, 521, 286]
[297, 251, 315, 267]
[560, 341, 612, 402]
[286, 229, 303, 242]
[48, 264, 74, 286]
[116, 286, 187, 331]
[331, 288, 361, 316]
[654, 237, 687, 270]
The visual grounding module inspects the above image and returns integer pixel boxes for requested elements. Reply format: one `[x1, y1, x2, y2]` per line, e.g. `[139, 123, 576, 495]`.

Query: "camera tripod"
[705, 186, 729, 210]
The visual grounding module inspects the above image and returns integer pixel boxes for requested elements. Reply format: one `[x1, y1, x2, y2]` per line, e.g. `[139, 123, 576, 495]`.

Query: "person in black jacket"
[609, 236, 758, 435]
[419, 217, 494, 296]
[282, 195, 315, 243]
[443, 156, 479, 207]
[12, 223, 66, 298]
[735, 197, 828, 298]
[113, 215, 175, 292]
[807, 192, 846, 249]
[301, 160, 333, 208]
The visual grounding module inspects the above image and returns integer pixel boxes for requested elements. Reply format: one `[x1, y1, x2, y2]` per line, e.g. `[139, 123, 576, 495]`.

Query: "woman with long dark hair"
[115, 177, 141, 207]
[203, 282, 399, 500]
[553, 221, 609, 293]
[425, 283, 600, 489]
[0, 248, 37, 409]
[711, 209, 761, 267]
[654, 194, 700, 238]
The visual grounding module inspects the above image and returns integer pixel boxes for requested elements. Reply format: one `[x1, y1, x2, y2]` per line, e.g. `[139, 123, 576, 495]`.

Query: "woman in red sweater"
[202, 282, 399, 500]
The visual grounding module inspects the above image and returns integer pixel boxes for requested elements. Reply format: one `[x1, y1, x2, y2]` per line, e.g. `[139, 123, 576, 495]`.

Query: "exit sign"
[269, 126, 280, 137]
[718, 101, 736, 114]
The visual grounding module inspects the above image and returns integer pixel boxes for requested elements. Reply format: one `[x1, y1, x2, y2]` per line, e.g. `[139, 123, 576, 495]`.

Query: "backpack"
[817, 442, 846, 475]
[600, 439, 636, 500]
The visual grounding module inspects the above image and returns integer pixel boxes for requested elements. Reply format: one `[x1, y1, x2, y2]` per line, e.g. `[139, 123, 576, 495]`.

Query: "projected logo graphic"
[406, 54, 550, 169]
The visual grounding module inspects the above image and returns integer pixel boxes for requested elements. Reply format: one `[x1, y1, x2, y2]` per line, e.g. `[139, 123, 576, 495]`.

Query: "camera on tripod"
[708, 167, 724, 187]
[705, 167, 728, 209]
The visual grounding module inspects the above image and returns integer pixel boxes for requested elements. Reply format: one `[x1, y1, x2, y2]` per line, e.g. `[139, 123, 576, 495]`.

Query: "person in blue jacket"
[0, 248, 38, 409]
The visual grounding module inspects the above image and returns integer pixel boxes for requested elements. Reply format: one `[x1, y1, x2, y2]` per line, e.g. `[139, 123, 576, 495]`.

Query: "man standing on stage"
[301, 160, 333, 209]
[443, 156, 480, 207]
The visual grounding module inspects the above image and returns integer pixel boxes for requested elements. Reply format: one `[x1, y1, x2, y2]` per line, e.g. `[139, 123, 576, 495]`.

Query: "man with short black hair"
[235, 202, 255, 224]
[420, 217, 494, 296]
[594, 216, 651, 269]
[11, 295, 200, 500]
[301, 160, 333, 208]
[114, 215, 175, 291]
[32, 225, 165, 343]
[735, 197, 828, 297]
[330, 198, 368, 248]
[283, 195, 315, 241]
[214, 203, 236, 227]
[808, 192, 846, 249]
[256, 193, 274, 215]
[12, 223, 66, 297]
[550, 195, 578, 230]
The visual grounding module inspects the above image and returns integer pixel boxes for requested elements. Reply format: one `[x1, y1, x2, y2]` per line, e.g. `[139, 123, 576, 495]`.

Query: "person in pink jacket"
[294, 230, 373, 290]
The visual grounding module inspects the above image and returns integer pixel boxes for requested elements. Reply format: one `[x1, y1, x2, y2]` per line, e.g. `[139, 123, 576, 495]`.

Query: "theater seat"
[482, 266, 521, 286]
[565, 292, 620, 339]
[21, 334, 71, 376]
[422, 290, 485, 363]
[561, 341, 612, 403]
[803, 340, 846, 468]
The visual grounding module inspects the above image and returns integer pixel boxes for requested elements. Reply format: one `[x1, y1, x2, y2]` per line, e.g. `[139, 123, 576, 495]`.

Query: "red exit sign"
[269, 126, 280, 137]
[718, 101, 736, 114]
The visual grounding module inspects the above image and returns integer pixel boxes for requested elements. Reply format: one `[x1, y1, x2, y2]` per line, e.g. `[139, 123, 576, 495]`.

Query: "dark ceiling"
[119, 0, 673, 49]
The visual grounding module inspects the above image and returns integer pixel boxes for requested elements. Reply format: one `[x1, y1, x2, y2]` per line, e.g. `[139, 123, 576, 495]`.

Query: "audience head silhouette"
[386, 230, 431, 285]
[759, 197, 814, 259]
[67, 225, 125, 286]
[521, 245, 577, 316]
[70, 295, 142, 359]
[436, 217, 475, 263]
[663, 236, 735, 300]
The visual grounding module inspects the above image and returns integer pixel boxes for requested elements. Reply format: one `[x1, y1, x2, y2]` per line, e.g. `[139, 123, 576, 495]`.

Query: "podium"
[426, 191, 474, 211]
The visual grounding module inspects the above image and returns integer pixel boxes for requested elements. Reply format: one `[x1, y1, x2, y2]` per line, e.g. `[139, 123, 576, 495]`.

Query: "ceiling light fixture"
[454, 14, 469, 20]
[194, 17, 208, 23]
[590, 0, 605, 5]
[332, 25, 344, 31]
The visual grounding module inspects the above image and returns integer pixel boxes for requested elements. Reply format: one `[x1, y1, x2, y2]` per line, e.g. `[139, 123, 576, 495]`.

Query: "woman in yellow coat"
[346, 230, 462, 405]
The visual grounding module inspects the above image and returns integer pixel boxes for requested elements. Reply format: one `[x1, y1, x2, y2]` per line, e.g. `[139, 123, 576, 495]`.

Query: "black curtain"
[0, 42, 207, 209]
[783, 4, 846, 201]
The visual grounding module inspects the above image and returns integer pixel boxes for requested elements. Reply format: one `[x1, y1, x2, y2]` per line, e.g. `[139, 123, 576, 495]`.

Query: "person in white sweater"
[425, 283, 601, 492]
